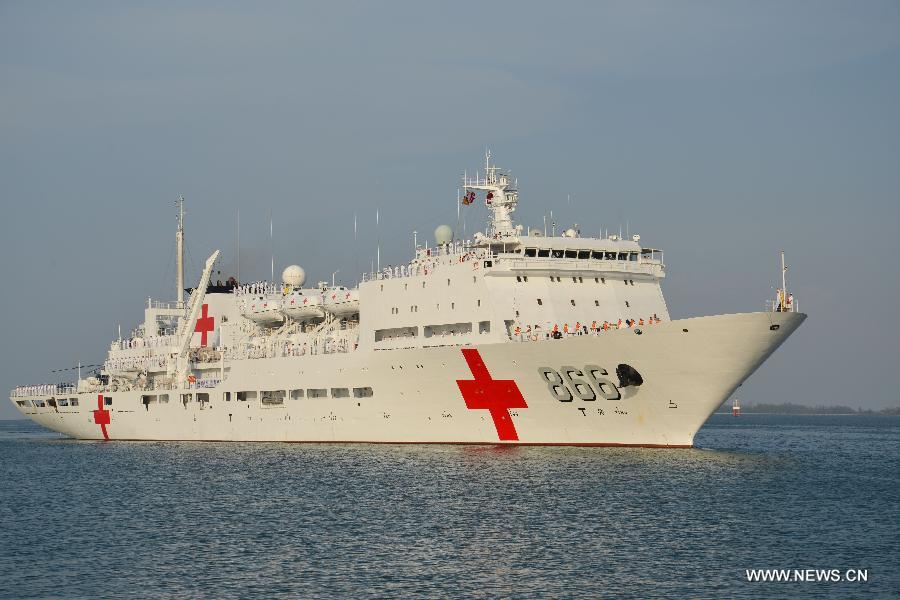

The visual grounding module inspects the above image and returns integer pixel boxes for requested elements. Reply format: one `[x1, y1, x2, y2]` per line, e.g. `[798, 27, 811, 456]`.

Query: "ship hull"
[11, 312, 804, 446]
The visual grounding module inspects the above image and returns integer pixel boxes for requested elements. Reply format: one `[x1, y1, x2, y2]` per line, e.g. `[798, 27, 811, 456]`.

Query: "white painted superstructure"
[9, 154, 805, 446]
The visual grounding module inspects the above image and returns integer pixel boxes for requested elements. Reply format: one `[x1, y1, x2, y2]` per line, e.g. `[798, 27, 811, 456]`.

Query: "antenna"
[236, 208, 240, 284]
[354, 212, 358, 280]
[176, 196, 185, 307]
[376, 209, 381, 272]
[269, 209, 275, 284]
[781, 250, 788, 311]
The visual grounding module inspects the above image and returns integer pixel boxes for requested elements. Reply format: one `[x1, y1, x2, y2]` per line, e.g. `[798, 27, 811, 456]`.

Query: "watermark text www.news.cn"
[745, 569, 869, 583]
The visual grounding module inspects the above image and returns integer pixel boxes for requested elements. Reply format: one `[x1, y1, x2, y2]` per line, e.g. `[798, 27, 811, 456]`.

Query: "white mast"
[781, 250, 787, 311]
[176, 196, 185, 307]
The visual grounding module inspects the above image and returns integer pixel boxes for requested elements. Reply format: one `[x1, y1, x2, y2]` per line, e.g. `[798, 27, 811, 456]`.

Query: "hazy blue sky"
[2, 1, 898, 418]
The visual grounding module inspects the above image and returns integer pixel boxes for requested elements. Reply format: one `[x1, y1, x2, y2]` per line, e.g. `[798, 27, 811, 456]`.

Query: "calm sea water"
[0, 415, 897, 599]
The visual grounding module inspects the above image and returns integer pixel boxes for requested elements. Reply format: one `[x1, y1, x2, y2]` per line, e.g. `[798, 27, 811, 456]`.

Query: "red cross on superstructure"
[93, 394, 110, 440]
[456, 348, 528, 441]
[194, 303, 214, 347]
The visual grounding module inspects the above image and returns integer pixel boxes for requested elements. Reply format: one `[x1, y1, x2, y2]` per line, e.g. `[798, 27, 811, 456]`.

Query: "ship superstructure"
[10, 155, 805, 445]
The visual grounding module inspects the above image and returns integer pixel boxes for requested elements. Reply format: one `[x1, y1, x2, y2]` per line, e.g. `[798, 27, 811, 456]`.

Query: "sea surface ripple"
[0, 414, 897, 599]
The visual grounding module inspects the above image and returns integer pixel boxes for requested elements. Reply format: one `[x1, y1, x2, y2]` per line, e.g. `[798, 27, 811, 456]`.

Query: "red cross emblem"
[194, 303, 215, 347]
[456, 348, 527, 441]
[93, 394, 110, 440]
[303, 297, 309, 305]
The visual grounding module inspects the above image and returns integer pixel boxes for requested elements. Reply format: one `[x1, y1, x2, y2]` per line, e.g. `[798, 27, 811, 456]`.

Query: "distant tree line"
[718, 402, 900, 416]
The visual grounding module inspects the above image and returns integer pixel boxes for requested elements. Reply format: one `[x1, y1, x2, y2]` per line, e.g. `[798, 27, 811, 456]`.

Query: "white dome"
[529, 228, 543, 237]
[564, 228, 577, 238]
[281, 265, 306, 288]
[434, 224, 454, 245]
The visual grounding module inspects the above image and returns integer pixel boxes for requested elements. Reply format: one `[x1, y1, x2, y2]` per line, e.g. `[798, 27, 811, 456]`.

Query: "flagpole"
[781, 250, 787, 311]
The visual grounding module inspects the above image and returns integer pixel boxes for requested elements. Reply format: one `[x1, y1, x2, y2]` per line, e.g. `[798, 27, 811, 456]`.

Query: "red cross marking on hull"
[456, 348, 528, 441]
[93, 394, 110, 440]
[194, 303, 215, 347]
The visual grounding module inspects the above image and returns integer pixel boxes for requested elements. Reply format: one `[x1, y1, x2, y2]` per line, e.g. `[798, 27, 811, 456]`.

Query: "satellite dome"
[434, 225, 454, 245]
[281, 265, 306, 288]
[529, 228, 543, 237]
[564, 228, 577, 238]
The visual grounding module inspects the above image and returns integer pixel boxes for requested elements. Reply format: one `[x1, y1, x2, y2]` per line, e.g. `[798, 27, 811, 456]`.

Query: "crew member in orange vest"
[563, 323, 569, 335]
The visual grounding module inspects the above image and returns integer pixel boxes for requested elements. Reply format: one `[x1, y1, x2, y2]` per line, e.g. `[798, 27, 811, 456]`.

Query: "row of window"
[377, 321, 491, 342]
[390, 299, 481, 314]
[222, 387, 374, 403]
[519, 275, 637, 286]
[536, 298, 630, 308]
[523, 249, 640, 261]
[17, 397, 82, 408]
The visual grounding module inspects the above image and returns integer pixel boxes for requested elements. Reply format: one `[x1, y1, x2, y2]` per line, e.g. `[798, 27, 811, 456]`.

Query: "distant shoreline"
[714, 411, 898, 416]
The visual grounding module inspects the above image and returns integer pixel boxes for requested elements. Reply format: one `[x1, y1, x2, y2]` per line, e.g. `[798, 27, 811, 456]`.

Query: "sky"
[1, 1, 898, 419]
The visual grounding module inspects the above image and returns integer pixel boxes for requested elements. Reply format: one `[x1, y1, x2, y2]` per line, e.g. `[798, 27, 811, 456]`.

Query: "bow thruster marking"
[456, 348, 528, 441]
[93, 394, 110, 440]
[194, 303, 214, 347]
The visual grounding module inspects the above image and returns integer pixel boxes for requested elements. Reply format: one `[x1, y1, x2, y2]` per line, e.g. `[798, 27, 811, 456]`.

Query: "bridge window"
[630, 252, 638, 261]
[524, 248, 537, 257]
[58, 398, 69, 407]
[331, 388, 350, 398]
[197, 393, 210, 403]
[578, 250, 590, 259]
[478, 321, 491, 334]
[552, 249, 564, 258]
[237, 391, 257, 401]
[15, 400, 25, 407]
[104, 397, 113, 406]
[70, 398, 79, 406]
[290, 389, 304, 400]
[618, 252, 628, 261]
[605, 251, 616, 260]
[353, 387, 374, 398]
[591, 250, 605, 260]
[307, 388, 328, 398]
[538, 249, 550, 257]
[565, 250, 577, 259]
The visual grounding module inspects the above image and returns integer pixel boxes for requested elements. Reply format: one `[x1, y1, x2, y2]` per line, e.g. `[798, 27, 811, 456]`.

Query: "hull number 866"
[538, 366, 622, 402]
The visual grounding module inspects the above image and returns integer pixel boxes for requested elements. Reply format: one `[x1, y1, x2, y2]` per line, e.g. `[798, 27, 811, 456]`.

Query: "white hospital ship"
[9, 155, 805, 446]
